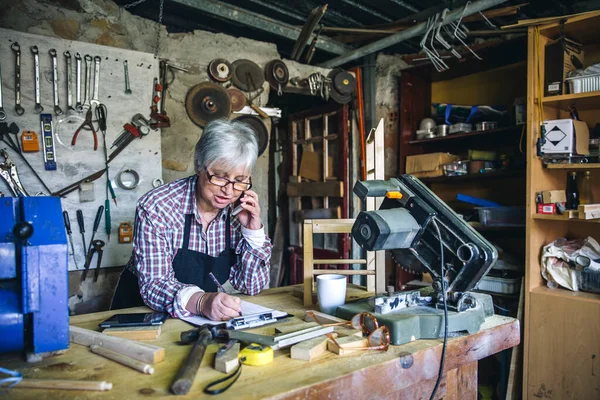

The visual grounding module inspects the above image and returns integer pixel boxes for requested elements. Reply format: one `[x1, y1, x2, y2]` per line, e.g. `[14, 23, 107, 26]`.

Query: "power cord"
[429, 218, 448, 400]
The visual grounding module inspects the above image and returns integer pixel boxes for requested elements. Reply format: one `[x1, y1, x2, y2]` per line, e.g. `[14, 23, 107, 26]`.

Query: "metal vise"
[0, 196, 69, 361]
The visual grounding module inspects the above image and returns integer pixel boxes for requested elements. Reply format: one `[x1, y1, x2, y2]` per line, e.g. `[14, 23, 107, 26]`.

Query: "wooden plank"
[90, 345, 154, 374]
[444, 361, 478, 400]
[578, 204, 600, 220]
[323, 114, 329, 209]
[506, 281, 524, 400]
[214, 342, 240, 374]
[294, 207, 340, 223]
[312, 219, 355, 233]
[275, 322, 318, 334]
[102, 325, 161, 341]
[287, 181, 344, 197]
[313, 269, 374, 275]
[69, 326, 165, 364]
[304, 310, 347, 324]
[313, 259, 367, 265]
[293, 134, 338, 145]
[303, 220, 315, 306]
[12, 379, 113, 391]
[326, 335, 368, 356]
[290, 334, 335, 361]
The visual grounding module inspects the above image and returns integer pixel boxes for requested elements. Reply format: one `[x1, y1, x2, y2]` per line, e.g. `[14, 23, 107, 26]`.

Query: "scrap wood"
[290, 333, 337, 361]
[502, 9, 600, 29]
[102, 325, 161, 340]
[215, 342, 240, 373]
[327, 335, 368, 356]
[13, 379, 112, 391]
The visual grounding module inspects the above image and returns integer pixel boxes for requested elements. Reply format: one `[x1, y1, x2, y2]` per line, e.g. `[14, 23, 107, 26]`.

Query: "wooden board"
[326, 335, 368, 356]
[287, 181, 344, 197]
[102, 326, 161, 341]
[290, 334, 334, 361]
[214, 342, 240, 374]
[0, 28, 161, 270]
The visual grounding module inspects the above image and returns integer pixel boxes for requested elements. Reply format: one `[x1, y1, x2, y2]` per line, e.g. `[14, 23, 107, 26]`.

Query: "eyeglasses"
[306, 311, 391, 351]
[206, 171, 252, 192]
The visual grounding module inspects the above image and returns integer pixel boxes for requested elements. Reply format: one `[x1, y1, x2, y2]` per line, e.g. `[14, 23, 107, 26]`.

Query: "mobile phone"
[99, 312, 168, 329]
[232, 197, 243, 216]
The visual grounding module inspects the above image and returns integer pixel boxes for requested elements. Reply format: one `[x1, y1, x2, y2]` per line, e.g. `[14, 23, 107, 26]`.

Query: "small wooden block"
[102, 325, 161, 341]
[327, 335, 368, 356]
[215, 343, 240, 374]
[275, 322, 318, 334]
[304, 310, 347, 325]
[290, 333, 337, 361]
[334, 326, 363, 338]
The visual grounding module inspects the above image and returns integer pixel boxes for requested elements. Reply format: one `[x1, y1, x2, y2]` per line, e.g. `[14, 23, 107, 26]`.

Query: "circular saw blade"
[231, 59, 265, 92]
[328, 69, 355, 104]
[185, 82, 232, 128]
[208, 58, 233, 82]
[227, 88, 247, 112]
[233, 115, 269, 156]
[265, 59, 289, 90]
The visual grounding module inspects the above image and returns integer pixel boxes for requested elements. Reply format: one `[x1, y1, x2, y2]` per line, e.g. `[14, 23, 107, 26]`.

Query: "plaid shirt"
[129, 175, 271, 318]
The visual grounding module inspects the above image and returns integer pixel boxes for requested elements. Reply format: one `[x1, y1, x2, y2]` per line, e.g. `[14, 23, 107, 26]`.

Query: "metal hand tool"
[76, 209, 87, 259]
[81, 239, 104, 282]
[52, 168, 106, 197]
[11, 43, 25, 116]
[82, 205, 104, 273]
[0, 149, 29, 197]
[0, 64, 5, 121]
[71, 108, 98, 150]
[64, 51, 74, 111]
[91, 56, 101, 107]
[111, 114, 150, 149]
[96, 104, 115, 241]
[171, 326, 213, 395]
[48, 49, 63, 116]
[40, 113, 57, 170]
[123, 60, 131, 95]
[83, 54, 92, 109]
[75, 53, 83, 112]
[30, 46, 43, 113]
[62, 210, 78, 268]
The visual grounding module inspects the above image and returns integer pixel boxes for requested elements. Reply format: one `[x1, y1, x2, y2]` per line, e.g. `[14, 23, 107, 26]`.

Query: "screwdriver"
[62, 211, 78, 269]
[96, 104, 116, 240]
[83, 205, 104, 270]
[76, 209, 87, 259]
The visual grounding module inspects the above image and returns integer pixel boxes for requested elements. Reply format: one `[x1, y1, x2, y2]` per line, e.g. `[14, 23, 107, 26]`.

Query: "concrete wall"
[0, 0, 330, 313]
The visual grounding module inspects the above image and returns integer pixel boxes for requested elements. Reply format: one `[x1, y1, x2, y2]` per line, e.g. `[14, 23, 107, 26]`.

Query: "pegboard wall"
[0, 28, 162, 271]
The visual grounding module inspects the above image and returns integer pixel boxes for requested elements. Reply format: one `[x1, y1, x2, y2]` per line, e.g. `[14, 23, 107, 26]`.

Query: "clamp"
[0, 149, 29, 196]
[71, 108, 98, 150]
[81, 239, 105, 282]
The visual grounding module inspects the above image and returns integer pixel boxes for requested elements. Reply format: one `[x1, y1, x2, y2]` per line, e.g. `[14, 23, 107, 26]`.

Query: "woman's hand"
[236, 190, 262, 230]
[201, 292, 242, 321]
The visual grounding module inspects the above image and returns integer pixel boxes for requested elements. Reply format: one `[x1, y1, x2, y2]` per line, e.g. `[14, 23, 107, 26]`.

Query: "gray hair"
[194, 119, 259, 174]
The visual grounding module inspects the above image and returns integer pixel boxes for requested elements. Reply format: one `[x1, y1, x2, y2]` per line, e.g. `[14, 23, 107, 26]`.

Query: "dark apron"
[111, 213, 236, 310]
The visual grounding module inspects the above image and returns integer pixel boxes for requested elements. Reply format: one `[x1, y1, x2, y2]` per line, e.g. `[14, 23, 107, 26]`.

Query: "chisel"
[76, 209, 87, 259]
[62, 211, 78, 268]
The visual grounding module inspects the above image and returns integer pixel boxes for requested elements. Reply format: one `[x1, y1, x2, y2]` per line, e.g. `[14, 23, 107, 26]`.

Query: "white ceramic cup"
[316, 274, 347, 315]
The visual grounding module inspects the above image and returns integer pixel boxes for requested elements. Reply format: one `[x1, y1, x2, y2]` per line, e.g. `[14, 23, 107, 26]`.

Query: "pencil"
[208, 272, 242, 316]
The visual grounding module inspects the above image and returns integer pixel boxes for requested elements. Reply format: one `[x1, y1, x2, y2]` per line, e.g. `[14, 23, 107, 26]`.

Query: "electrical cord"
[429, 218, 448, 400]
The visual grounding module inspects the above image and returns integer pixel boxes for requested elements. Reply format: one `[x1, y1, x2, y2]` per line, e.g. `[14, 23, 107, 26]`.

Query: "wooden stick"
[215, 342, 240, 374]
[90, 345, 155, 374]
[15, 379, 112, 391]
[102, 325, 161, 341]
[70, 325, 165, 364]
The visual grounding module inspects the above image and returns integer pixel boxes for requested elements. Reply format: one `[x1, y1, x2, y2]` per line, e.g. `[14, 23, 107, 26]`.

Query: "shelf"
[531, 285, 600, 305]
[546, 163, 600, 170]
[469, 222, 525, 232]
[408, 126, 522, 145]
[532, 214, 600, 223]
[542, 91, 600, 110]
[419, 169, 524, 183]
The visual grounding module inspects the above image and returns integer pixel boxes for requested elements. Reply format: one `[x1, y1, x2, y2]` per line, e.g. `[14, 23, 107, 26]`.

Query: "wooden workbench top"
[1, 285, 519, 399]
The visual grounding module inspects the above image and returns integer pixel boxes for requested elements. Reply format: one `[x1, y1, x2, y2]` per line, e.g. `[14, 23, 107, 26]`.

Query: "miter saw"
[336, 175, 498, 345]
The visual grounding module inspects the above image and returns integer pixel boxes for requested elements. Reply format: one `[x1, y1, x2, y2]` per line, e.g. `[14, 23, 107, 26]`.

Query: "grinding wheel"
[328, 68, 355, 104]
[186, 82, 232, 128]
[265, 59, 289, 92]
[231, 59, 265, 92]
[234, 115, 269, 156]
[208, 58, 233, 82]
[227, 88, 247, 112]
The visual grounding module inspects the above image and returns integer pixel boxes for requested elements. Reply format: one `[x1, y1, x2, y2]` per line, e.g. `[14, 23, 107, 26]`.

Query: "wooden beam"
[311, 219, 355, 233]
[327, 336, 368, 356]
[291, 334, 335, 361]
[214, 342, 240, 374]
[287, 181, 344, 197]
[70, 326, 165, 364]
[314, 269, 374, 275]
[313, 259, 367, 265]
[102, 326, 161, 341]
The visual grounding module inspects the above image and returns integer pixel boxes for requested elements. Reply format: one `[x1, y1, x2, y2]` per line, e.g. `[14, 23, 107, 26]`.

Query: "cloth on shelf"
[541, 237, 600, 291]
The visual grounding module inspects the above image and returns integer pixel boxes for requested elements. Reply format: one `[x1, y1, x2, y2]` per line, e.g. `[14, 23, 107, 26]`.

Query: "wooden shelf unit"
[420, 168, 524, 183]
[523, 12, 600, 400]
[408, 125, 522, 145]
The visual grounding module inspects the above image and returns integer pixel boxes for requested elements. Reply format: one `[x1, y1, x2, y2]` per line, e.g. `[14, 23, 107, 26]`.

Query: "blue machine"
[0, 196, 69, 361]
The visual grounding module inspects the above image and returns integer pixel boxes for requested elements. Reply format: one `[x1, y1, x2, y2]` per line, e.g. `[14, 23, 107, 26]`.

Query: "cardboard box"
[299, 151, 334, 182]
[541, 119, 589, 155]
[406, 153, 460, 178]
[537, 203, 556, 214]
[542, 190, 567, 204]
[544, 38, 584, 96]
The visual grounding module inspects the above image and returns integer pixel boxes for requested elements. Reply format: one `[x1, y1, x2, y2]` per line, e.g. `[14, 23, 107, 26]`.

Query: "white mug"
[316, 274, 347, 315]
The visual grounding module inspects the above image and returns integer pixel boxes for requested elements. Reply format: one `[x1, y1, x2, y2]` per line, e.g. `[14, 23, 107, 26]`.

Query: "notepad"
[180, 300, 288, 327]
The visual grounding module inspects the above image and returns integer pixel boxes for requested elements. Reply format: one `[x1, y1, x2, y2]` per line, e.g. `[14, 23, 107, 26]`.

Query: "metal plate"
[328, 69, 353, 104]
[233, 114, 269, 156]
[185, 82, 232, 128]
[227, 88, 247, 112]
[265, 59, 289, 87]
[231, 59, 265, 92]
[208, 58, 233, 82]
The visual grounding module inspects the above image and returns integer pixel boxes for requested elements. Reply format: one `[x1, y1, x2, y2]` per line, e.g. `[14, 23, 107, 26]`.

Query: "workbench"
[1, 285, 520, 399]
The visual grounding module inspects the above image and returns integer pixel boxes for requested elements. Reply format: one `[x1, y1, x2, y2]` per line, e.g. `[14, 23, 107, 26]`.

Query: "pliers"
[71, 108, 98, 150]
[81, 239, 105, 282]
[0, 149, 28, 196]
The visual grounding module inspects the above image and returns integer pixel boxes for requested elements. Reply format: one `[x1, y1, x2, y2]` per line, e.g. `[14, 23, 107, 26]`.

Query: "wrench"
[123, 60, 132, 95]
[49, 49, 63, 116]
[0, 64, 5, 120]
[75, 53, 83, 112]
[83, 54, 92, 109]
[30, 46, 43, 113]
[11, 43, 25, 116]
[91, 56, 101, 107]
[64, 51, 74, 111]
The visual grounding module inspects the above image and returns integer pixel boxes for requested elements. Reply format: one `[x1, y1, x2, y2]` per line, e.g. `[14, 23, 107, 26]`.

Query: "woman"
[111, 119, 272, 321]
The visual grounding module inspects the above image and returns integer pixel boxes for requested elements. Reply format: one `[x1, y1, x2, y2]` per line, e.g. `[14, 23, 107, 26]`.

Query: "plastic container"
[565, 72, 600, 94]
[478, 269, 521, 294]
[476, 206, 525, 226]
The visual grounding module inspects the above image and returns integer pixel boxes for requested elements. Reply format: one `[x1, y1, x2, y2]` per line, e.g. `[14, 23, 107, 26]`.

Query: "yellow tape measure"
[239, 343, 273, 366]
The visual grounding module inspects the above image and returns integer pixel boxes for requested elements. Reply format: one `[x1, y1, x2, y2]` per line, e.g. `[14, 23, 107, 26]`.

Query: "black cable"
[429, 218, 448, 400]
[203, 357, 245, 395]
